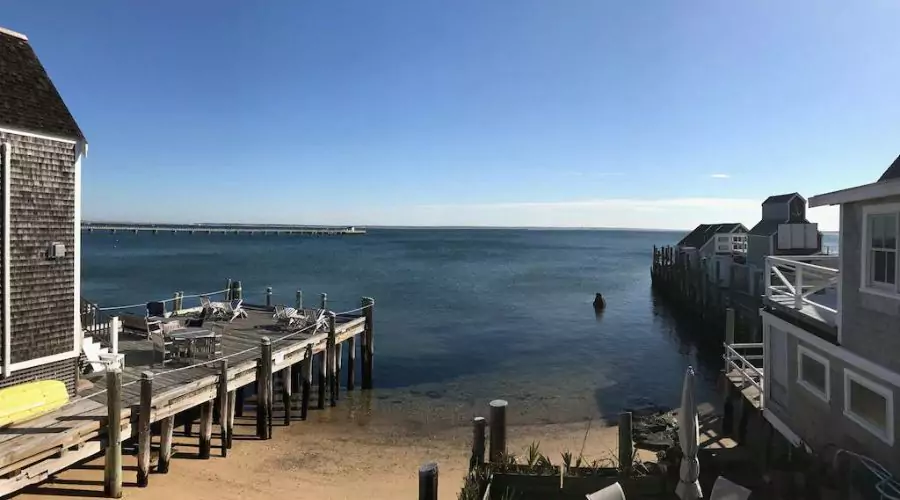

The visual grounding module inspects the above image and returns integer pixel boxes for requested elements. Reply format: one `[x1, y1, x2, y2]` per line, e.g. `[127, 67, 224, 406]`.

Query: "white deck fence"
[764, 255, 839, 324]
[723, 342, 765, 407]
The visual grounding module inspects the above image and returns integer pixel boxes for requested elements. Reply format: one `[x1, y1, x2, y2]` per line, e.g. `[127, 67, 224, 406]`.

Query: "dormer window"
[863, 206, 900, 293]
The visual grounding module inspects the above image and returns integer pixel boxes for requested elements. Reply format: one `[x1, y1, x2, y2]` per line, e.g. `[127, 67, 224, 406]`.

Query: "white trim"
[73, 142, 84, 359]
[837, 203, 844, 344]
[1, 143, 8, 378]
[843, 368, 895, 445]
[0, 125, 78, 145]
[797, 344, 831, 402]
[7, 350, 79, 372]
[810, 179, 900, 207]
[0, 27, 28, 40]
[860, 203, 900, 296]
[761, 311, 900, 388]
[762, 408, 807, 449]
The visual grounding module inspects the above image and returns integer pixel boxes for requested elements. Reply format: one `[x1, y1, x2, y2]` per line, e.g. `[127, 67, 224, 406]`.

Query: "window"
[844, 369, 894, 445]
[865, 211, 898, 291]
[797, 345, 829, 402]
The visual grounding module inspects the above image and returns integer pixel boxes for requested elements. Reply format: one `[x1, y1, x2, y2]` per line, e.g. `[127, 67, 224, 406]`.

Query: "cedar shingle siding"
[1, 133, 76, 363]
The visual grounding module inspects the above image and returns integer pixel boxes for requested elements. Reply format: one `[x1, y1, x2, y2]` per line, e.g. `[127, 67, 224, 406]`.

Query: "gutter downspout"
[2, 143, 10, 378]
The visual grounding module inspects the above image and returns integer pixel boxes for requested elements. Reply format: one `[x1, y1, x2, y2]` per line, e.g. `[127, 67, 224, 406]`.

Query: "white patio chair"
[273, 305, 301, 329]
[224, 299, 247, 322]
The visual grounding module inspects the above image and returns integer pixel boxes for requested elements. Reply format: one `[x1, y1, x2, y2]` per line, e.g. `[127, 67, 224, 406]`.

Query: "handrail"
[765, 256, 839, 313]
[724, 343, 764, 406]
[767, 255, 839, 273]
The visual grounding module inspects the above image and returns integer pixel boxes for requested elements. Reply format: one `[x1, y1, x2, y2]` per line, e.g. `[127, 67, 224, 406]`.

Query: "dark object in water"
[593, 293, 606, 310]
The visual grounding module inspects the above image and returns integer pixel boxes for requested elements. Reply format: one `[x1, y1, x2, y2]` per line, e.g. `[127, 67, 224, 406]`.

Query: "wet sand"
[18, 404, 641, 500]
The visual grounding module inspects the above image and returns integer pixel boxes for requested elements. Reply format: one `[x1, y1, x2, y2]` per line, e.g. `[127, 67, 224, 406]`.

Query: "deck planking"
[0, 305, 367, 495]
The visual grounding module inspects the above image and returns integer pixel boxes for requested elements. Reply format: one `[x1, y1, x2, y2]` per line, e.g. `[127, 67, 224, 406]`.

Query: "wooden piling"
[418, 462, 439, 500]
[225, 278, 233, 301]
[235, 387, 244, 418]
[219, 360, 229, 457]
[199, 400, 213, 459]
[618, 412, 633, 478]
[257, 337, 273, 440]
[104, 368, 123, 498]
[266, 286, 273, 308]
[327, 312, 337, 407]
[158, 415, 174, 474]
[321, 292, 327, 310]
[488, 399, 507, 462]
[137, 371, 153, 487]
[725, 307, 735, 345]
[233, 280, 243, 300]
[335, 342, 342, 400]
[471, 416, 486, 470]
[295, 289, 303, 309]
[317, 350, 326, 410]
[226, 389, 235, 449]
[347, 336, 356, 390]
[282, 365, 292, 425]
[362, 297, 375, 389]
[173, 291, 182, 312]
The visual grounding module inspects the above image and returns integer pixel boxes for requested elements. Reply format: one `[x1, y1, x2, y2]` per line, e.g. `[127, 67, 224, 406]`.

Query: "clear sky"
[6, 0, 900, 230]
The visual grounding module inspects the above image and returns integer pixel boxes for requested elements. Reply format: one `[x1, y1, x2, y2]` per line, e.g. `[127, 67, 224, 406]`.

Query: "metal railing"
[713, 233, 748, 254]
[724, 342, 765, 407]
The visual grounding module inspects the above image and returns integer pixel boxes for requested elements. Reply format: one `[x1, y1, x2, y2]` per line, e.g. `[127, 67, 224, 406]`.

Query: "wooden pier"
[0, 290, 375, 497]
[650, 245, 763, 342]
[82, 222, 366, 236]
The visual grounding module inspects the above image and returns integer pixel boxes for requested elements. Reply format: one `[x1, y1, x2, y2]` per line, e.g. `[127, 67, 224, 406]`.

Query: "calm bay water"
[82, 229, 747, 429]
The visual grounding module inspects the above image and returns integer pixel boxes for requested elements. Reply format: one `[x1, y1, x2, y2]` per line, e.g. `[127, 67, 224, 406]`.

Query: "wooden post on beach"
[219, 360, 229, 457]
[137, 371, 153, 487]
[302, 344, 313, 419]
[327, 312, 337, 407]
[199, 400, 213, 459]
[725, 307, 735, 345]
[618, 412, 633, 478]
[266, 286, 273, 308]
[225, 278, 233, 301]
[159, 416, 174, 473]
[418, 462, 439, 500]
[362, 297, 375, 390]
[235, 387, 244, 418]
[282, 365, 292, 425]
[296, 289, 303, 309]
[317, 350, 326, 410]
[347, 335, 356, 391]
[335, 342, 343, 400]
[257, 337, 273, 440]
[321, 292, 328, 310]
[471, 416, 486, 470]
[489, 399, 507, 462]
[104, 367, 123, 498]
[226, 388, 236, 449]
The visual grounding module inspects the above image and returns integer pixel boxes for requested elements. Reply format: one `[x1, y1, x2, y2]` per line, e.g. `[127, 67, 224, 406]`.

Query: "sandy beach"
[19, 404, 636, 500]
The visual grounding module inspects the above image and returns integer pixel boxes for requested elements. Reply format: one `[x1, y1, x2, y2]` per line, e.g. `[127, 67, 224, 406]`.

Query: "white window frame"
[843, 368, 894, 445]
[860, 203, 900, 299]
[797, 345, 830, 402]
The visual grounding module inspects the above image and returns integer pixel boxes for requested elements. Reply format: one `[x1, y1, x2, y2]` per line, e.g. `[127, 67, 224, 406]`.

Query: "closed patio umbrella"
[676, 366, 702, 500]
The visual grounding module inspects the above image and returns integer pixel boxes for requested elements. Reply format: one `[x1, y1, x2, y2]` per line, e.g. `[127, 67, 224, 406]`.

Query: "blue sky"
[6, 0, 900, 229]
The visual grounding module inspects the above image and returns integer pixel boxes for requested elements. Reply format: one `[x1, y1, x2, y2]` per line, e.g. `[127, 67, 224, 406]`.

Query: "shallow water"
[83, 229, 752, 429]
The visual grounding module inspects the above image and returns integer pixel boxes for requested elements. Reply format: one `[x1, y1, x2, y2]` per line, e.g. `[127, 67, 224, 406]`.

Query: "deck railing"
[713, 233, 748, 254]
[765, 255, 839, 320]
[724, 342, 765, 407]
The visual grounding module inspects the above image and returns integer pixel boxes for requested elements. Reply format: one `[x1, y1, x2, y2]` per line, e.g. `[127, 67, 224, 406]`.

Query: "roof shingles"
[0, 29, 83, 140]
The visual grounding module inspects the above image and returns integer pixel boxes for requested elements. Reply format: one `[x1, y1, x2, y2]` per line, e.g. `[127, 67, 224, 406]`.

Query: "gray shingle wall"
[0, 357, 77, 396]
[0, 131, 76, 365]
[841, 196, 900, 374]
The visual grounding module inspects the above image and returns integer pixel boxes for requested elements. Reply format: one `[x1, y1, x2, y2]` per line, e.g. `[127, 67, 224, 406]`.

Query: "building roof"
[762, 193, 802, 205]
[878, 154, 900, 182]
[749, 217, 812, 236]
[677, 223, 747, 249]
[0, 27, 83, 140]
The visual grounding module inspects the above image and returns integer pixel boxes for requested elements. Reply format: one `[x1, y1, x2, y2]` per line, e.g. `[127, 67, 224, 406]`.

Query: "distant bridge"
[82, 222, 366, 236]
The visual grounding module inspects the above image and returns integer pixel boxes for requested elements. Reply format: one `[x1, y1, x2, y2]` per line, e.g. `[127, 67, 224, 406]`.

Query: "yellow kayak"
[0, 380, 69, 427]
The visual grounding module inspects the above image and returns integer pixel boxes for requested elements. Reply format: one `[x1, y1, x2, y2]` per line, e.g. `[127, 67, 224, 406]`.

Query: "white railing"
[765, 255, 839, 321]
[714, 233, 748, 254]
[724, 342, 765, 406]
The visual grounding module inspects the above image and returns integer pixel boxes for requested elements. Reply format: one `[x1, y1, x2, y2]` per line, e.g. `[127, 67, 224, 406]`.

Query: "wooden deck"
[0, 305, 371, 496]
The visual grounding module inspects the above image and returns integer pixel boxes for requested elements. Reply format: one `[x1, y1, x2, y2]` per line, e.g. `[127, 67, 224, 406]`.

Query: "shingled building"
[0, 26, 86, 394]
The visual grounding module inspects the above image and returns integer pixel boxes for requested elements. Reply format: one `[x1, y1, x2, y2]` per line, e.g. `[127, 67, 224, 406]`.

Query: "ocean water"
[80, 229, 790, 429]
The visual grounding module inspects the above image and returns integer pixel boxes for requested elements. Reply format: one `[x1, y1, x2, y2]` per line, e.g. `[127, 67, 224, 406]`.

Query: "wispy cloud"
[710, 173, 730, 179]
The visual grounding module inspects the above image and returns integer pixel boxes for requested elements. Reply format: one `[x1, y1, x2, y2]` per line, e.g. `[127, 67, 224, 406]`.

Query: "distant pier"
[82, 222, 366, 236]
